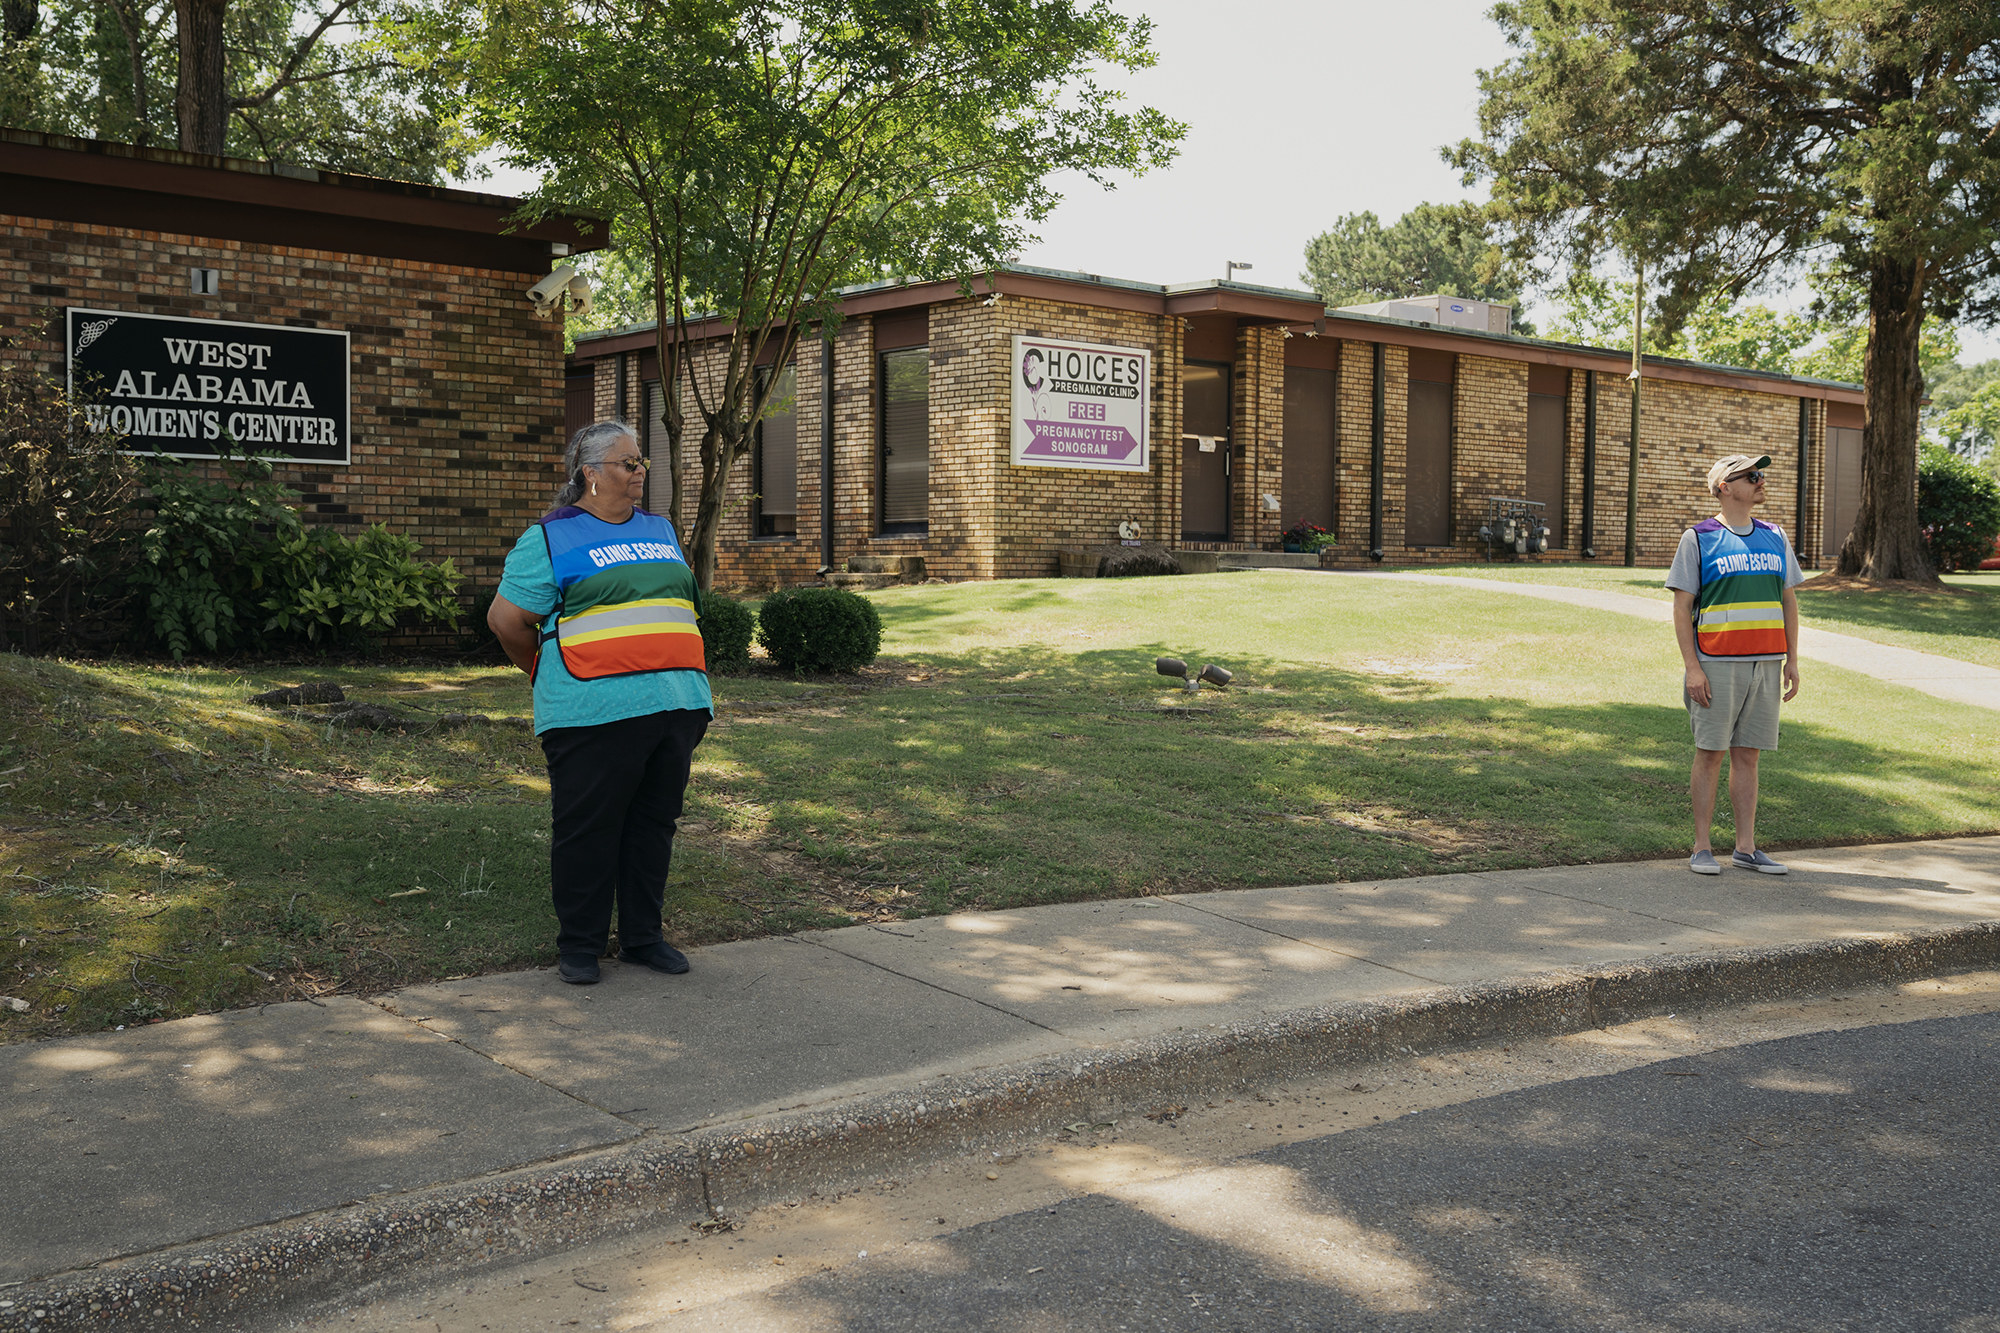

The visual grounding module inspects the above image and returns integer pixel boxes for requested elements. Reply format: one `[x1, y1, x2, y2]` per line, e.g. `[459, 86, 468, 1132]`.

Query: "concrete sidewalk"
[1318, 569, 2000, 711]
[5, 838, 2000, 1330]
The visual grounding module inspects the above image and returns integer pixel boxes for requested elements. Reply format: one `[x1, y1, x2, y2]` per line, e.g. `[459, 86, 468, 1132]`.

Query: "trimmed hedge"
[699, 592, 756, 674]
[757, 586, 882, 674]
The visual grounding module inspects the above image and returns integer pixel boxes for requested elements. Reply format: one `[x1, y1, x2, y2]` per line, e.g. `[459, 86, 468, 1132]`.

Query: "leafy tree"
[443, 0, 1182, 588]
[0, 0, 476, 178]
[1453, 0, 2000, 583]
[1916, 442, 2000, 572]
[1302, 201, 1530, 322]
[1927, 360, 2000, 463]
[565, 229, 661, 345]
[1542, 273, 1961, 387]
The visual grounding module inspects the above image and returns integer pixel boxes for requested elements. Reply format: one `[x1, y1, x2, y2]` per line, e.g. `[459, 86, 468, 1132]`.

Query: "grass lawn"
[4, 571, 1995, 1042]
[1414, 563, 2000, 668]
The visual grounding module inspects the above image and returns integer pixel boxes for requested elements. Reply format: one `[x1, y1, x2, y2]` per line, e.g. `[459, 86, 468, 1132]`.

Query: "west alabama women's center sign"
[67, 307, 351, 464]
[1010, 336, 1149, 472]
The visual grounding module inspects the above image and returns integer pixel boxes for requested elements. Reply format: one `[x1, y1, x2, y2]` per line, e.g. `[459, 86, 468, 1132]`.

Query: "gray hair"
[554, 420, 639, 507]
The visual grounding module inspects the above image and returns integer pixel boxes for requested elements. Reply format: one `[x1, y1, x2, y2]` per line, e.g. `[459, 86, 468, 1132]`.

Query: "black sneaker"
[557, 954, 601, 985]
[619, 941, 690, 975]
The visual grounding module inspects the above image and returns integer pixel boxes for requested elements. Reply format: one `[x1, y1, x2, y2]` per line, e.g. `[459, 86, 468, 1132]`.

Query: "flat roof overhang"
[3, 131, 605, 274]
[1303, 310, 1866, 405]
[573, 265, 1865, 406]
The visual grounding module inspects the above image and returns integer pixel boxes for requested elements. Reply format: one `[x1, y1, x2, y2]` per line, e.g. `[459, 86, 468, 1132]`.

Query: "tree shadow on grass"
[694, 644, 2000, 917]
[695, 1015, 2000, 1332]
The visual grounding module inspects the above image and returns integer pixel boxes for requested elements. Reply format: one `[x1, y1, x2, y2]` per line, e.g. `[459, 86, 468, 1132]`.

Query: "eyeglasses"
[598, 457, 650, 474]
[1727, 469, 1765, 485]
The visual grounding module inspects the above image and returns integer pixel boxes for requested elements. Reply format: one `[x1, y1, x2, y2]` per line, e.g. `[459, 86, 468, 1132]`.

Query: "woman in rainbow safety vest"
[1665, 453, 1803, 880]
[487, 421, 713, 985]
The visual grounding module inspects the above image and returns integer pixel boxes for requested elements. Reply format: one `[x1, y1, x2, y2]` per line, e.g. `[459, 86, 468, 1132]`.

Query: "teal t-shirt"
[497, 521, 715, 734]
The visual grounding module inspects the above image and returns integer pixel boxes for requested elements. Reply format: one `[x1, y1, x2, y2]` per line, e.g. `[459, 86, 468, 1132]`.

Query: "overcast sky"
[480, 0, 1995, 363]
[1012, 0, 1511, 295]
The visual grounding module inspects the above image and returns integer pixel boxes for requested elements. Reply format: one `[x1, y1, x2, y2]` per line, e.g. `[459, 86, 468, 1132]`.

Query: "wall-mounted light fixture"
[1226, 260, 1254, 282]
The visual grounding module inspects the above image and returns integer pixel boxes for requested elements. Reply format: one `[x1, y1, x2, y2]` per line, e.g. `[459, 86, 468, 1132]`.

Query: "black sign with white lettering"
[66, 307, 351, 464]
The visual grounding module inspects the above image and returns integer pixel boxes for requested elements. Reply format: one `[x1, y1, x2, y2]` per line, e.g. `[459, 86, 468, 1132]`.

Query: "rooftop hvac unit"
[1337, 294, 1511, 335]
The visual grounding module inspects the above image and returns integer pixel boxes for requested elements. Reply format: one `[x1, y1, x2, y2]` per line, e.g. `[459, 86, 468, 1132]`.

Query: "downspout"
[615, 350, 629, 424]
[1581, 370, 1597, 559]
[1369, 342, 1385, 562]
[819, 334, 835, 574]
[1795, 396, 1810, 557]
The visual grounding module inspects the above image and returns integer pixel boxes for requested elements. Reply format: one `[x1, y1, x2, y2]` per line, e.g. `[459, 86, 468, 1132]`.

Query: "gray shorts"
[1687, 658, 1782, 751]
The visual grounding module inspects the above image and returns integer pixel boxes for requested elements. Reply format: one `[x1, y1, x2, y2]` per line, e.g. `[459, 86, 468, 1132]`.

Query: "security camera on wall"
[527, 264, 592, 317]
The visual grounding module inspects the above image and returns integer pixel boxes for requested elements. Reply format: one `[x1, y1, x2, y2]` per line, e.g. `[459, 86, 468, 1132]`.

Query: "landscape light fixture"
[1155, 657, 1233, 693]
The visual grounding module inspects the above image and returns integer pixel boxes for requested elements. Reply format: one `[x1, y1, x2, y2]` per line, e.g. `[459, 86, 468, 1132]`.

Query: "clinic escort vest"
[1689, 517, 1789, 658]
[535, 506, 705, 681]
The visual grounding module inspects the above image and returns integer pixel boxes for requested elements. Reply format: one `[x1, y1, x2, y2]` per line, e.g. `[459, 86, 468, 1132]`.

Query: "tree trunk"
[174, 0, 228, 155]
[687, 421, 737, 591]
[652, 323, 685, 530]
[1837, 254, 1937, 583]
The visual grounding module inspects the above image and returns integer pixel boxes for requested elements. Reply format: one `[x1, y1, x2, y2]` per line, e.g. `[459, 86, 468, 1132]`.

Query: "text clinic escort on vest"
[586, 540, 684, 568]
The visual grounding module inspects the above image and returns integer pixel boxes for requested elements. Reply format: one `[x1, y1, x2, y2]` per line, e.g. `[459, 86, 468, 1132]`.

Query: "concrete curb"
[8, 918, 1997, 1332]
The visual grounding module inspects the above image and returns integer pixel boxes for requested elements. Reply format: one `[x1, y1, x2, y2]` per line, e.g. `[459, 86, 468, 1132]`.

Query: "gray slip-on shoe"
[1732, 849, 1789, 875]
[1689, 849, 1722, 875]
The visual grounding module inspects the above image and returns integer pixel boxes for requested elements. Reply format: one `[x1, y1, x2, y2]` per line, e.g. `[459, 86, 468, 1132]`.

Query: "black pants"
[540, 708, 709, 959]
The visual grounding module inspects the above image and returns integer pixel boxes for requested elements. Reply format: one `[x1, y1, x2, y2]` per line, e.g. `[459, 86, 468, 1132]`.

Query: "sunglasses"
[598, 457, 650, 474]
[1726, 469, 1765, 485]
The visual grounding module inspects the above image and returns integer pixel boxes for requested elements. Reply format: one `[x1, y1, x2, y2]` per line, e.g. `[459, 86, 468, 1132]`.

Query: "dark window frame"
[753, 363, 799, 541]
[1404, 354, 1456, 548]
[877, 345, 930, 537]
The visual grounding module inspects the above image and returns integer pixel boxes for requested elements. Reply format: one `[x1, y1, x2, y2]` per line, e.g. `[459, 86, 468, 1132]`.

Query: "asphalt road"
[671, 1012, 2000, 1331]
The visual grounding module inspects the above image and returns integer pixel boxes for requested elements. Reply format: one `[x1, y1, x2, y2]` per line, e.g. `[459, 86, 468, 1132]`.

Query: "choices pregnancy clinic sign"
[1010, 336, 1150, 472]
[67, 308, 351, 464]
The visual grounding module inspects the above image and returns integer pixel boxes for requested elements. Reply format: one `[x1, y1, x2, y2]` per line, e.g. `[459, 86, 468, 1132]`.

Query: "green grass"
[1414, 563, 2000, 668]
[5, 571, 1996, 1042]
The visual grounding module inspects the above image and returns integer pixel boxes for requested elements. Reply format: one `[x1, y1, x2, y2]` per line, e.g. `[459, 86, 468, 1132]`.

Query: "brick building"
[2, 130, 602, 610]
[572, 267, 1869, 588]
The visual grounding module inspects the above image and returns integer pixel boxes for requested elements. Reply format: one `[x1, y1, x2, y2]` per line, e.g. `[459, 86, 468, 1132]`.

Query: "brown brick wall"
[3, 214, 569, 617]
[572, 303, 1849, 584]
[981, 297, 1177, 579]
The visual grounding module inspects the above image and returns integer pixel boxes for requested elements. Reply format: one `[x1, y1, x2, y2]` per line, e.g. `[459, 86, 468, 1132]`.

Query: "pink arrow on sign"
[1021, 420, 1141, 462]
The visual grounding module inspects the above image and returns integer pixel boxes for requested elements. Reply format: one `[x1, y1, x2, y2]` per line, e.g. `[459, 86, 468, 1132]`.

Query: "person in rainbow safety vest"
[487, 421, 713, 985]
[1664, 453, 1804, 878]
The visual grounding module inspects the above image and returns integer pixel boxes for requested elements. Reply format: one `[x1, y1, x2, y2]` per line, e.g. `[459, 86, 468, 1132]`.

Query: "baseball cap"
[1705, 453, 1772, 494]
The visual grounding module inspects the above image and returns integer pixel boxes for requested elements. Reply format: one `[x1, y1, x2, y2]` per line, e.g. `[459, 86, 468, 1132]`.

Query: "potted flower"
[1281, 519, 1331, 553]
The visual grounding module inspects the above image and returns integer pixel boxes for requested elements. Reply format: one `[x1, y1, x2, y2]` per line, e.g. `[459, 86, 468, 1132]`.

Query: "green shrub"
[130, 454, 460, 658]
[0, 361, 143, 653]
[699, 591, 756, 673]
[1918, 443, 2000, 573]
[756, 586, 881, 673]
[258, 524, 461, 645]
[129, 455, 300, 657]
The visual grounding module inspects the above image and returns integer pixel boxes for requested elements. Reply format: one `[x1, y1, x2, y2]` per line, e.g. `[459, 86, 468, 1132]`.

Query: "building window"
[1406, 349, 1455, 546]
[878, 346, 928, 534]
[756, 364, 799, 538]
